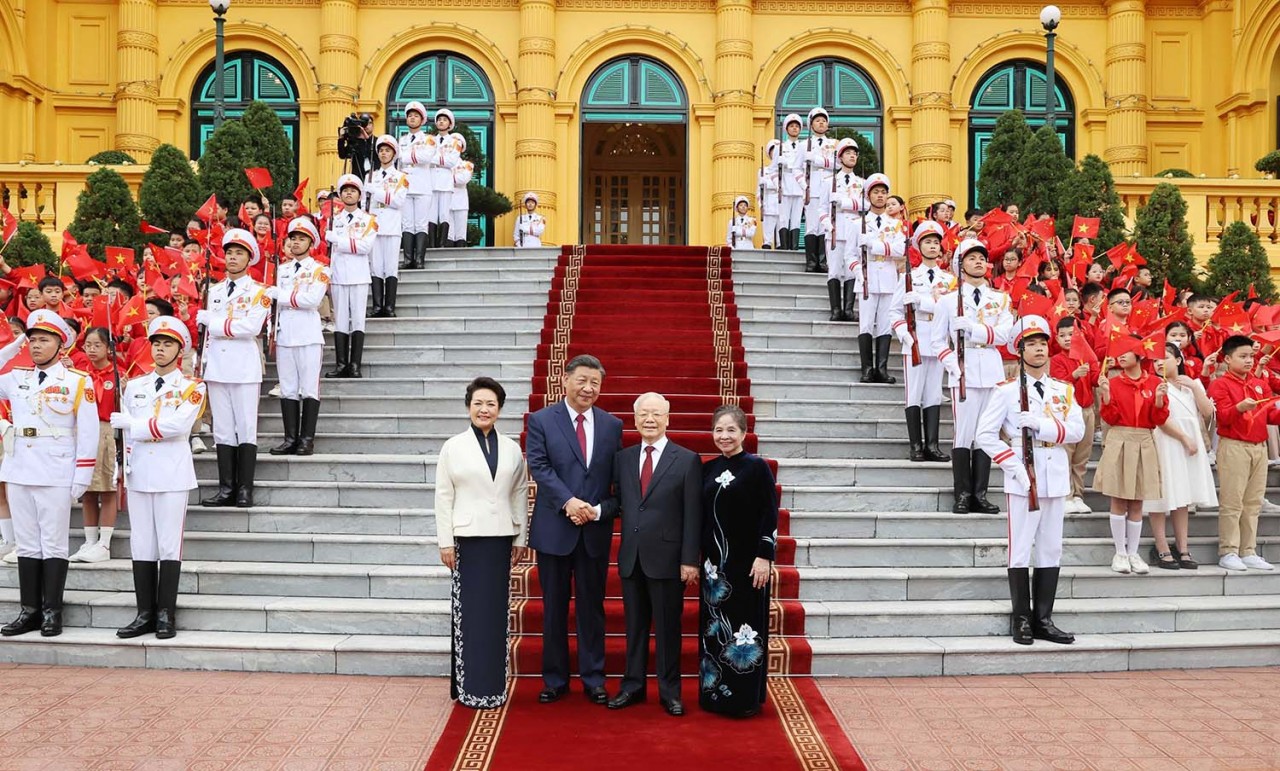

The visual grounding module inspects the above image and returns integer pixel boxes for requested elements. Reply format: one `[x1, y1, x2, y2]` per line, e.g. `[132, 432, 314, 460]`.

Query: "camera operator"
[337, 113, 375, 180]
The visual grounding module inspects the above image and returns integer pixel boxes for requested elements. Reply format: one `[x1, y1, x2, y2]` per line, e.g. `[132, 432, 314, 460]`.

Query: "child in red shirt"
[1050, 317, 1099, 514]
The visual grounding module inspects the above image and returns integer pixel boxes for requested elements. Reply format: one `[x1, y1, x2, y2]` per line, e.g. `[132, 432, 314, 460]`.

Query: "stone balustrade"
[1116, 176, 1280, 262]
[0, 163, 148, 235]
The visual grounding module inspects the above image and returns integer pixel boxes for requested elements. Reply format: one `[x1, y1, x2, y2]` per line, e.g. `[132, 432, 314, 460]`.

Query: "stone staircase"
[0, 248, 557, 674]
[732, 248, 1280, 676]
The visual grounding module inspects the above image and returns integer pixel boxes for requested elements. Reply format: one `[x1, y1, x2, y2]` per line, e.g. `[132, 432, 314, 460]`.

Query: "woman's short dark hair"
[146, 297, 174, 317]
[465, 376, 506, 408]
[712, 404, 747, 433]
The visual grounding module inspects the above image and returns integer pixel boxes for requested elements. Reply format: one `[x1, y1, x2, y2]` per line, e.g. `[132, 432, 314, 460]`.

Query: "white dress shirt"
[638, 435, 669, 476]
[565, 400, 594, 466]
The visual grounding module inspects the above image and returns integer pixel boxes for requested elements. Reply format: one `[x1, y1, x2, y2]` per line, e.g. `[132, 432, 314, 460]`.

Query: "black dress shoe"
[538, 686, 568, 704]
[606, 689, 646, 710]
[584, 686, 609, 705]
[969, 495, 1001, 515]
[1033, 621, 1076, 645]
[661, 698, 685, 717]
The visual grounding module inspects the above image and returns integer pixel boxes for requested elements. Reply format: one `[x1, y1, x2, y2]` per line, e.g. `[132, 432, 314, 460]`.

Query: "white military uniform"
[397, 101, 432, 236]
[851, 209, 907, 336]
[978, 365, 1084, 568]
[774, 119, 806, 232]
[890, 259, 958, 409]
[758, 141, 780, 248]
[119, 363, 205, 561]
[826, 166, 865, 282]
[932, 275, 1015, 449]
[802, 129, 836, 238]
[514, 193, 546, 248]
[199, 237, 271, 448]
[427, 111, 463, 226]
[326, 187, 378, 335]
[0, 318, 99, 560]
[451, 158, 474, 244]
[726, 196, 757, 250]
[275, 251, 330, 400]
[366, 150, 409, 280]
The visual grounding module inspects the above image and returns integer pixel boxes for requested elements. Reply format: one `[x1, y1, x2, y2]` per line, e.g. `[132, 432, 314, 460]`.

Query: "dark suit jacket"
[526, 401, 624, 558]
[601, 440, 703, 580]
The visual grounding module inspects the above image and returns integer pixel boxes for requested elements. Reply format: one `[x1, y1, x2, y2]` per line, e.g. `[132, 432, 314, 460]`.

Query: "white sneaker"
[268, 385, 281, 397]
[1208, 452, 1217, 467]
[1111, 553, 1131, 574]
[190, 436, 207, 454]
[1269, 458, 1280, 468]
[2, 549, 16, 564]
[68, 541, 93, 562]
[1072, 497, 1090, 513]
[1128, 553, 1150, 574]
[1242, 555, 1275, 571]
[76, 543, 111, 563]
[1093, 430, 1103, 444]
[0, 540, 14, 559]
[322, 321, 335, 333]
[1261, 499, 1280, 513]
[1219, 553, 1248, 571]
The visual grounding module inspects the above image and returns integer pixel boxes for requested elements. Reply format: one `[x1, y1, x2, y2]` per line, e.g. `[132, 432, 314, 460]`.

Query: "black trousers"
[536, 537, 608, 690]
[619, 570, 684, 702]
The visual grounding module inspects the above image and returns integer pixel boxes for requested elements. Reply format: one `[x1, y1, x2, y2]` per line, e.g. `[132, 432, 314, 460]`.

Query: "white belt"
[13, 426, 71, 438]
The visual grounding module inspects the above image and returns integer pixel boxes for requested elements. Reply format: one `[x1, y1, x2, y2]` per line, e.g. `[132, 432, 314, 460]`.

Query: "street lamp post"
[1040, 5, 1061, 128]
[210, 0, 231, 128]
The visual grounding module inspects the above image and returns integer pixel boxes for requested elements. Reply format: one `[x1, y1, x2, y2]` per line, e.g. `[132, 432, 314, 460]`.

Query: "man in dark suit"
[526, 355, 624, 705]
[598, 392, 702, 717]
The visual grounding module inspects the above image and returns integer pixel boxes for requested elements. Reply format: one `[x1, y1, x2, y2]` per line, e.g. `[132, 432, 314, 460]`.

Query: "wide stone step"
[746, 348, 899, 368]
[251, 395, 530, 416]
[83, 530, 443, 565]
[268, 359, 532, 381]
[751, 381, 901, 400]
[390, 268, 551, 284]
[773, 458, 1258, 489]
[71, 506, 436, 536]
[745, 363, 902, 383]
[731, 270, 833, 288]
[779, 484, 1250, 513]
[738, 306, 836, 321]
[194, 455, 432, 484]
[261, 376, 519, 397]
[299, 342, 537, 362]
[191, 479, 429, 508]
[253, 412, 522, 434]
[735, 291, 827, 308]
[787, 510, 1259, 540]
[742, 333, 858, 352]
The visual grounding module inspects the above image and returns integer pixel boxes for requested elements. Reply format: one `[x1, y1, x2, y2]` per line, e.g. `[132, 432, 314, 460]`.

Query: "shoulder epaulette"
[67, 368, 89, 377]
[996, 377, 1016, 387]
[13, 366, 33, 371]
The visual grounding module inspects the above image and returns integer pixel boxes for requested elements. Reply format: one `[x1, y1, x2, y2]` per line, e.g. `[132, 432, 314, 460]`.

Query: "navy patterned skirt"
[450, 535, 513, 709]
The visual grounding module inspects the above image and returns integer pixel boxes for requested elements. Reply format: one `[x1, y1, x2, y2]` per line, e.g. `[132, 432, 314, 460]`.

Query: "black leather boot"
[858, 333, 875, 383]
[922, 406, 950, 462]
[269, 399, 300, 455]
[969, 449, 1001, 514]
[1008, 567, 1034, 645]
[951, 448, 972, 514]
[40, 558, 68, 637]
[370, 277, 385, 318]
[790, 229, 801, 253]
[325, 332, 349, 379]
[437, 222, 451, 249]
[349, 331, 365, 379]
[1, 557, 43, 636]
[413, 232, 429, 268]
[426, 223, 439, 252]
[905, 406, 926, 462]
[840, 281, 855, 322]
[815, 234, 828, 273]
[384, 277, 398, 318]
[874, 335, 896, 384]
[155, 560, 181, 639]
[826, 279, 842, 321]
[235, 444, 257, 508]
[200, 444, 238, 507]
[399, 233, 414, 271]
[804, 235, 819, 272]
[117, 561, 158, 638]
[1032, 567, 1075, 644]
[296, 398, 320, 456]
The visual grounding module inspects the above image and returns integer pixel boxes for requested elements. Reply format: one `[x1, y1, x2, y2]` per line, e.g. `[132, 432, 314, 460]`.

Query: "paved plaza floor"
[0, 664, 1277, 770]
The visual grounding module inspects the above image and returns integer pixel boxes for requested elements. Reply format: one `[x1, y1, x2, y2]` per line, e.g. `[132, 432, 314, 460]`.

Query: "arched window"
[968, 59, 1075, 207]
[581, 56, 688, 122]
[191, 51, 300, 163]
[775, 58, 883, 150]
[388, 52, 495, 243]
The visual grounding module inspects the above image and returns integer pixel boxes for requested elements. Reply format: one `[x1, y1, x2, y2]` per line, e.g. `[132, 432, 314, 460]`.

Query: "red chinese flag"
[1139, 329, 1167, 359]
[1071, 216, 1100, 239]
[1107, 334, 1144, 361]
[1029, 218, 1056, 244]
[140, 220, 170, 235]
[125, 342, 154, 378]
[149, 271, 172, 300]
[176, 274, 199, 300]
[1017, 291, 1056, 322]
[237, 203, 250, 228]
[90, 295, 110, 329]
[1213, 291, 1242, 324]
[60, 231, 80, 260]
[1162, 279, 1178, 313]
[1254, 328, 1280, 348]
[1070, 326, 1099, 365]
[195, 194, 218, 224]
[1015, 252, 1043, 281]
[1147, 307, 1186, 335]
[245, 167, 273, 191]
[1, 207, 17, 245]
[0, 319, 13, 347]
[104, 246, 137, 273]
[981, 207, 1015, 227]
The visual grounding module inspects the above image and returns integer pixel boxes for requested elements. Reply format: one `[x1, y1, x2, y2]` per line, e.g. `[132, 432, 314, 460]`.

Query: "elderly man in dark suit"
[599, 391, 702, 717]
[526, 355, 624, 705]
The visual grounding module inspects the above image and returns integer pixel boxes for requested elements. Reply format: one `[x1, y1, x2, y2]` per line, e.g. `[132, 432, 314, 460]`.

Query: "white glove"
[895, 326, 914, 348]
[1004, 465, 1030, 496]
[70, 483, 88, 502]
[109, 412, 131, 430]
[264, 287, 280, 301]
[901, 291, 921, 306]
[1015, 411, 1041, 431]
[196, 309, 211, 327]
[943, 356, 962, 381]
[948, 315, 973, 335]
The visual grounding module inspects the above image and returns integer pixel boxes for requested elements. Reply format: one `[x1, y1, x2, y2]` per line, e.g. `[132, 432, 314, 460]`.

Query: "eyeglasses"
[1109, 299, 1132, 306]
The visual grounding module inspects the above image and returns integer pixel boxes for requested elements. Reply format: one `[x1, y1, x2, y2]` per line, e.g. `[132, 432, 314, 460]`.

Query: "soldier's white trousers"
[778, 196, 802, 229]
[208, 382, 260, 446]
[331, 284, 368, 334]
[371, 235, 400, 279]
[402, 194, 431, 234]
[429, 192, 451, 225]
[277, 344, 322, 401]
[127, 491, 189, 562]
[1007, 494, 1065, 568]
[858, 292, 894, 336]
[761, 214, 778, 247]
[828, 239, 853, 281]
[903, 355, 944, 408]
[450, 208, 468, 240]
[9, 483, 70, 559]
[951, 386, 994, 449]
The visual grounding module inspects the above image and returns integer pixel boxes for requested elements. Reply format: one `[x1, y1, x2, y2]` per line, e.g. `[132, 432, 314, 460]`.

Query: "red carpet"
[427, 245, 863, 769]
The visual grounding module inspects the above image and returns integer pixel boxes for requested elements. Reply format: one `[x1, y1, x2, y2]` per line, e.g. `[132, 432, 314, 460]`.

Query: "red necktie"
[576, 414, 588, 461]
[640, 445, 655, 496]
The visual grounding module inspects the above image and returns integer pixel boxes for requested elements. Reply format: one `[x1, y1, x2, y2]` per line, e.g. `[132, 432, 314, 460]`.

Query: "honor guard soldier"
[366, 134, 408, 318]
[932, 238, 1014, 514]
[803, 107, 836, 273]
[759, 140, 781, 249]
[450, 137, 474, 247]
[514, 193, 547, 248]
[325, 174, 377, 379]
[826, 138, 864, 322]
[726, 196, 757, 250]
[270, 217, 331, 456]
[112, 316, 207, 640]
[426, 108, 463, 249]
[849, 173, 906, 384]
[0, 310, 99, 638]
[976, 315, 1082, 646]
[890, 220, 957, 462]
[397, 101, 432, 269]
[196, 228, 271, 509]
[774, 114, 806, 253]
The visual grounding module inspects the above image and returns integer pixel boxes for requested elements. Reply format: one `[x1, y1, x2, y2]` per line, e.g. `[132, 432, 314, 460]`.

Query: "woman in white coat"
[513, 192, 546, 247]
[434, 376, 529, 708]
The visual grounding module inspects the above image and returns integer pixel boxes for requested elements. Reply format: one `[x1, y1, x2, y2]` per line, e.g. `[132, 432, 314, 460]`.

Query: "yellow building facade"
[3, 0, 1280, 248]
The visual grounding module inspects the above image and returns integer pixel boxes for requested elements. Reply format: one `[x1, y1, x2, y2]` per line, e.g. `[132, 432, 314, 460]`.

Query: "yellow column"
[115, 0, 160, 160]
[908, 0, 951, 215]
[516, 0, 557, 244]
[711, 0, 754, 242]
[1104, 0, 1148, 176]
[317, 0, 359, 185]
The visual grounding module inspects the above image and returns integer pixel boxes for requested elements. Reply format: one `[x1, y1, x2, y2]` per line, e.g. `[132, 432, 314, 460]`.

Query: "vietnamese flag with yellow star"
[104, 246, 137, 273]
[1071, 216, 1099, 240]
